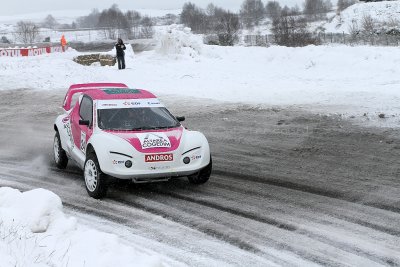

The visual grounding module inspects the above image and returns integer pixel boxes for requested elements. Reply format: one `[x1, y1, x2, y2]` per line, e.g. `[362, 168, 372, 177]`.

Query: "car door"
[70, 95, 93, 160]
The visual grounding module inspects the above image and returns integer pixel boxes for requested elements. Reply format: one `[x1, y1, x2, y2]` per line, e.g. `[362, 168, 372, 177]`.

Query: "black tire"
[84, 153, 109, 199]
[53, 131, 68, 169]
[188, 156, 212, 185]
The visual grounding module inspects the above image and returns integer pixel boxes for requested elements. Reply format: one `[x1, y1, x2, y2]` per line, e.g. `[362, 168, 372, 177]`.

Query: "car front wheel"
[54, 131, 68, 169]
[84, 153, 108, 199]
[188, 156, 212, 185]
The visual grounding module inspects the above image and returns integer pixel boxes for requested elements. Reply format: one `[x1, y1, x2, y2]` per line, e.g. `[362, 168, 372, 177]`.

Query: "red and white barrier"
[0, 46, 66, 57]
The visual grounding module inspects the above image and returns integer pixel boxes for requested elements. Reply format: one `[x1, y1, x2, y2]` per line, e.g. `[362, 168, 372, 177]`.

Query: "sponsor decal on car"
[123, 101, 141, 106]
[191, 155, 202, 161]
[145, 153, 174, 162]
[97, 99, 165, 109]
[137, 132, 171, 149]
[80, 131, 86, 153]
[101, 103, 118, 107]
[147, 101, 161, 105]
[149, 166, 171, 171]
[112, 160, 125, 165]
[62, 116, 74, 149]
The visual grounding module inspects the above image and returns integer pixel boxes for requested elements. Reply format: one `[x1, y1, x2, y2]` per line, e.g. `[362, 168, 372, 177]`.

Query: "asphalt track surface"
[1, 89, 400, 266]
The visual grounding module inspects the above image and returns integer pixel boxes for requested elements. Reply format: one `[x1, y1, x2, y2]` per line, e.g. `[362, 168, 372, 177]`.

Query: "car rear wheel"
[54, 131, 68, 169]
[84, 153, 108, 199]
[188, 156, 212, 184]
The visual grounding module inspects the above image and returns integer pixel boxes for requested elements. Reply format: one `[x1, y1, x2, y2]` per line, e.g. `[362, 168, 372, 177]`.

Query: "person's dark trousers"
[117, 56, 125, 69]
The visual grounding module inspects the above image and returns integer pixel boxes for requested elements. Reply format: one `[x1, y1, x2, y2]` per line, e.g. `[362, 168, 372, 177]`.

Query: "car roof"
[83, 88, 157, 100]
[69, 83, 128, 90]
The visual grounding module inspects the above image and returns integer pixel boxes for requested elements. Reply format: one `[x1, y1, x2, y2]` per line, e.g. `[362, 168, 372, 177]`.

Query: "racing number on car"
[80, 131, 86, 153]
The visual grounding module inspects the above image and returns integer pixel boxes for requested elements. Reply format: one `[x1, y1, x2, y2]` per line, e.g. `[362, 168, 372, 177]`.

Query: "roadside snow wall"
[155, 25, 203, 58]
[0, 187, 164, 267]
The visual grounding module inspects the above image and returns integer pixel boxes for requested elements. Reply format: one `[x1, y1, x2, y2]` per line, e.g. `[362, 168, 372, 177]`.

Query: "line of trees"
[40, 5, 154, 40]
[181, 3, 240, 45]
[239, 0, 335, 27]
[180, 0, 329, 46]
[76, 5, 154, 39]
[13, 21, 40, 44]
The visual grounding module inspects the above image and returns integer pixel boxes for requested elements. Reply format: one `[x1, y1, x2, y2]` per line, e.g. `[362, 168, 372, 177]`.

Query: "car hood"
[105, 127, 183, 153]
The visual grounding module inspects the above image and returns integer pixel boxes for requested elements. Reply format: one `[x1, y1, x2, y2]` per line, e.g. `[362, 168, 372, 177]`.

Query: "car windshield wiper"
[130, 127, 154, 131]
[130, 125, 179, 131]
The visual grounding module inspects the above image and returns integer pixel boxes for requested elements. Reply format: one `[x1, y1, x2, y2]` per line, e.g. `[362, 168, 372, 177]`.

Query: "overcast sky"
[0, 0, 303, 16]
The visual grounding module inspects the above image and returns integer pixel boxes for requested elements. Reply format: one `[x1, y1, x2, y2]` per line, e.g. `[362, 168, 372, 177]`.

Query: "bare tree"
[265, 1, 282, 20]
[348, 21, 360, 42]
[385, 17, 399, 28]
[42, 14, 58, 29]
[179, 2, 241, 45]
[272, 15, 318, 46]
[361, 14, 376, 35]
[126, 10, 142, 38]
[303, 0, 332, 20]
[140, 16, 154, 38]
[98, 5, 131, 39]
[14, 21, 40, 44]
[240, 0, 266, 28]
[290, 5, 302, 16]
[281, 6, 291, 16]
[76, 9, 100, 28]
[216, 11, 240, 46]
[337, 0, 356, 14]
[181, 2, 208, 33]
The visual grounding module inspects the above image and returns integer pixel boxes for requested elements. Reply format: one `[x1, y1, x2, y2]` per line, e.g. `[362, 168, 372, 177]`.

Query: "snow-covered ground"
[0, 187, 165, 267]
[1, 27, 399, 126]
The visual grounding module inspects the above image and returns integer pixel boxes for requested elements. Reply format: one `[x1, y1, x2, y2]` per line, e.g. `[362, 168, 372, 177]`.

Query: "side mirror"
[176, 116, 185, 122]
[79, 119, 90, 126]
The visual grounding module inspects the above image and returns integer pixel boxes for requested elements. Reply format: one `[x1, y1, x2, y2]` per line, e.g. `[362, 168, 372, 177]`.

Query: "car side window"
[70, 93, 82, 110]
[79, 96, 93, 125]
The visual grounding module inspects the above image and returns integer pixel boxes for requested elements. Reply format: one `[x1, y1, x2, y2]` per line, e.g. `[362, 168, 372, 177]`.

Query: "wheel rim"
[85, 160, 98, 192]
[54, 136, 60, 164]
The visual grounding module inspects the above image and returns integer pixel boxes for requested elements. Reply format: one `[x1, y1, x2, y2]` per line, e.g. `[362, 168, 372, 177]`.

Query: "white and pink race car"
[53, 83, 212, 198]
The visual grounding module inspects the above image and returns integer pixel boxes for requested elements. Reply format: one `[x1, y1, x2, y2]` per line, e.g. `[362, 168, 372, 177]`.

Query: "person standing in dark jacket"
[115, 38, 126, 70]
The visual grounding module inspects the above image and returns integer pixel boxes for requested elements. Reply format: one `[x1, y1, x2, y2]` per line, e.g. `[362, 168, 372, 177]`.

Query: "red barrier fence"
[0, 46, 65, 57]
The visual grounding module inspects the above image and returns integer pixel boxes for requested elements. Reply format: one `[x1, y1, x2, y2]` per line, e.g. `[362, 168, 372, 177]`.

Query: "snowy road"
[1, 89, 400, 266]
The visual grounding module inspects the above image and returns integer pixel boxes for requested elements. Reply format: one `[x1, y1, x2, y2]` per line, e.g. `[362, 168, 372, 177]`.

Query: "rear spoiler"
[63, 83, 128, 111]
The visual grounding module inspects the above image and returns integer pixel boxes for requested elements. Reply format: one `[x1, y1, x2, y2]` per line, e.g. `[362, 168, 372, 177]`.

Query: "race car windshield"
[98, 107, 180, 131]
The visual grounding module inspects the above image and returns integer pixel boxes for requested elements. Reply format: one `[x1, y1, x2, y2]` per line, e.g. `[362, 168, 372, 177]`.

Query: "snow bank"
[155, 25, 203, 58]
[0, 187, 164, 267]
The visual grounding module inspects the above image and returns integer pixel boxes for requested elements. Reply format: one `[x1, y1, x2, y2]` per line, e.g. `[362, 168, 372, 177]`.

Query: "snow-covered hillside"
[324, 0, 400, 33]
[0, 9, 181, 24]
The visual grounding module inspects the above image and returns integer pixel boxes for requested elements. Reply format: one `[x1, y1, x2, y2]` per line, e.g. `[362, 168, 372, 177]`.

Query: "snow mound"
[155, 25, 203, 58]
[325, 1, 400, 33]
[0, 187, 165, 267]
[0, 187, 65, 233]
